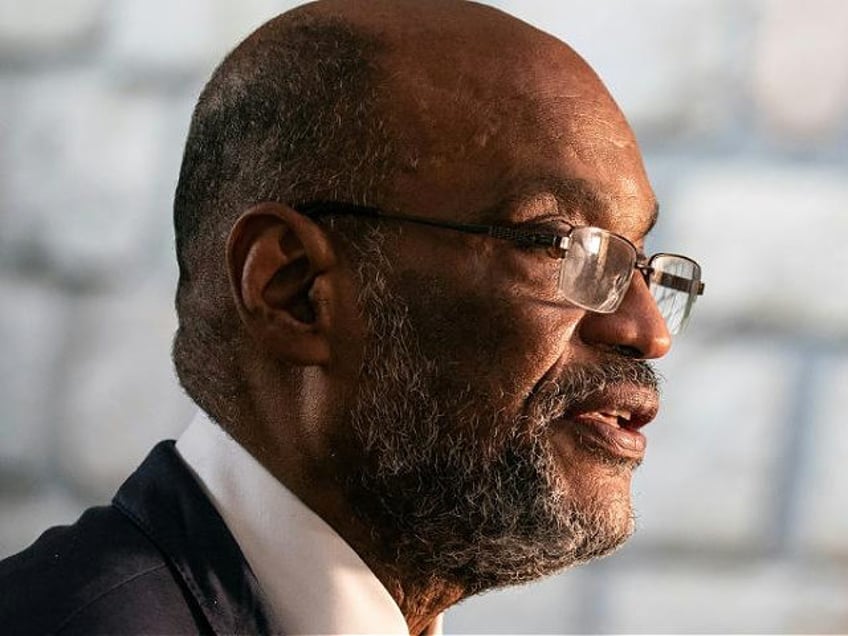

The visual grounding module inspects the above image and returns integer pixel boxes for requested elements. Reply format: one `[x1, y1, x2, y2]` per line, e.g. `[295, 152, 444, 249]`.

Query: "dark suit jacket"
[0, 441, 279, 635]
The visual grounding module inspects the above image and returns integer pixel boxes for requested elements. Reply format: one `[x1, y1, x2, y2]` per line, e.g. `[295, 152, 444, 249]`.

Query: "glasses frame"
[297, 200, 705, 313]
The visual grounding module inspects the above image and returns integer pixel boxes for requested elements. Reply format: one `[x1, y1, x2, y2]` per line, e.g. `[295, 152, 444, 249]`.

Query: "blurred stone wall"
[1, 0, 846, 633]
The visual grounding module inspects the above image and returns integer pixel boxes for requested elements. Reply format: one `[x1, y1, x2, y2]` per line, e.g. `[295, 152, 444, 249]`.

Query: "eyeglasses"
[298, 201, 705, 335]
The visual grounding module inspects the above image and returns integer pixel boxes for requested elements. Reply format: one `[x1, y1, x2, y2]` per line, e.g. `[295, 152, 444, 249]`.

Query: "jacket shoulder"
[0, 503, 204, 634]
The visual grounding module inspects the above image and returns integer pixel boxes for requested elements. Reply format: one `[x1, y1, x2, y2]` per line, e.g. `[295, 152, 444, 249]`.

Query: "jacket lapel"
[112, 441, 279, 635]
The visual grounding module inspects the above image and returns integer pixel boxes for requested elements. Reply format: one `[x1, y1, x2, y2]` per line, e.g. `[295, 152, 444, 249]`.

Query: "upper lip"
[562, 383, 659, 431]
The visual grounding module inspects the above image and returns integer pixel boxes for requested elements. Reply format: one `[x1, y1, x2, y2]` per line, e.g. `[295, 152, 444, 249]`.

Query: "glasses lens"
[558, 227, 637, 313]
[647, 254, 702, 334]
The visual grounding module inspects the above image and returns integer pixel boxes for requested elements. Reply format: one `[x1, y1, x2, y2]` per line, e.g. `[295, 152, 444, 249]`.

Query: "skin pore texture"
[212, 1, 673, 633]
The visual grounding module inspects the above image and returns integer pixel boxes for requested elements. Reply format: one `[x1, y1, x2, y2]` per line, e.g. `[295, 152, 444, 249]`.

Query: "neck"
[276, 474, 464, 633]
[360, 554, 465, 635]
[245, 437, 462, 633]
[297, 489, 466, 633]
[240, 393, 467, 633]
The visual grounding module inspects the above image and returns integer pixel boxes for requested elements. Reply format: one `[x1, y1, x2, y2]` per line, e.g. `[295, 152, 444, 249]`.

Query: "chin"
[550, 442, 639, 542]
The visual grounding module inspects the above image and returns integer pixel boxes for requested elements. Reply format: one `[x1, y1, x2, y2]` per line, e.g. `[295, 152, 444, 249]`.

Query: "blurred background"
[1, 0, 846, 632]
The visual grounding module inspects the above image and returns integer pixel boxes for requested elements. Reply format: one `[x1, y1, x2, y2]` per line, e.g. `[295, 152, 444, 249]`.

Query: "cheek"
[396, 264, 580, 401]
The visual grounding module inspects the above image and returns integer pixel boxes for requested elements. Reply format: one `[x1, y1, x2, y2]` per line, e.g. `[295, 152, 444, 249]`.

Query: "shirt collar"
[176, 411, 441, 635]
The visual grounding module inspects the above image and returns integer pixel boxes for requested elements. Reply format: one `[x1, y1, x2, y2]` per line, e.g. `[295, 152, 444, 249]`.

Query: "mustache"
[529, 357, 661, 422]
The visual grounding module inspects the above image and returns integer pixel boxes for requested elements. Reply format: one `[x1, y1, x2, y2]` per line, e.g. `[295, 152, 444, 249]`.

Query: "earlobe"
[226, 202, 336, 365]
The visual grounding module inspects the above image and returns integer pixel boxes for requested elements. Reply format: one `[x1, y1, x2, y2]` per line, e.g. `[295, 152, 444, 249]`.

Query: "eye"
[507, 223, 570, 254]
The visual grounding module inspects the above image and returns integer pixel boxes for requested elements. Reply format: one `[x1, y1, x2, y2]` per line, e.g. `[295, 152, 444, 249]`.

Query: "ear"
[226, 202, 336, 366]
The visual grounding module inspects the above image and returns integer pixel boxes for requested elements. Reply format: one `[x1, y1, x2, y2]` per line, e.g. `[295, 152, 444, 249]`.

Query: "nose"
[577, 272, 672, 359]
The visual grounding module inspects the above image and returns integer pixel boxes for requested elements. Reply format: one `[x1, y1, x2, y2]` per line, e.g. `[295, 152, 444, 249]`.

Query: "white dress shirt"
[176, 411, 443, 635]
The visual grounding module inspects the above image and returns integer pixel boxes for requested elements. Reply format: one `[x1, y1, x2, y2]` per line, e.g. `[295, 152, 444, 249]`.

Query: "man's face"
[334, 33, 670, 592]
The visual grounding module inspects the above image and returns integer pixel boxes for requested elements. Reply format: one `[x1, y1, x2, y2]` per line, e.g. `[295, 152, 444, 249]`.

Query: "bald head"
[172, 0, 647, 430]
[293, 0, 637, 211]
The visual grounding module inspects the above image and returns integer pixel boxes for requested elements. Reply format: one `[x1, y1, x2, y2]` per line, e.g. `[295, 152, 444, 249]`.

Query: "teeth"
[584, 411, 620, 428]
[582, 410, 633, 428]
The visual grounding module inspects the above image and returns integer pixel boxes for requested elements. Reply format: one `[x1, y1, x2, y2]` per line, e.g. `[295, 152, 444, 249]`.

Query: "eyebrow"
[489, 175, 660, 237]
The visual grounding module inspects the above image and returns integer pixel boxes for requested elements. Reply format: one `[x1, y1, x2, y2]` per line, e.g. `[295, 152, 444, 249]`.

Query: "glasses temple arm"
[298, 202, 564, 249]
[645, 269, 705, 295]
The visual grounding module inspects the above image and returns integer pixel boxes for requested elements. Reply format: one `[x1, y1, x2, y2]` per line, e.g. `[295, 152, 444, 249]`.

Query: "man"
[0, 0, 704, 633]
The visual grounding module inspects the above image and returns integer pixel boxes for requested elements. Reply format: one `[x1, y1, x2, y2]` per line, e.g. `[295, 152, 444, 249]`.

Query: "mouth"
[555, 384, 659, 463]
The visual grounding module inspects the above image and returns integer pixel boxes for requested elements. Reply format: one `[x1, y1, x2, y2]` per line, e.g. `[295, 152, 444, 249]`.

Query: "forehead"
[376, 22, 657, 240]
[487, 175, 659, 239]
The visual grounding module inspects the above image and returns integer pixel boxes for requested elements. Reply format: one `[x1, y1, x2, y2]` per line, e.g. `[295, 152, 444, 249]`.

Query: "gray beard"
[341, 230, 660, 595]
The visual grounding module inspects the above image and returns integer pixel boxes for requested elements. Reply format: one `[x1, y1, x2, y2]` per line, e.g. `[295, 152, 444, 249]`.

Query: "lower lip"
[566, 415, 647, 462]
